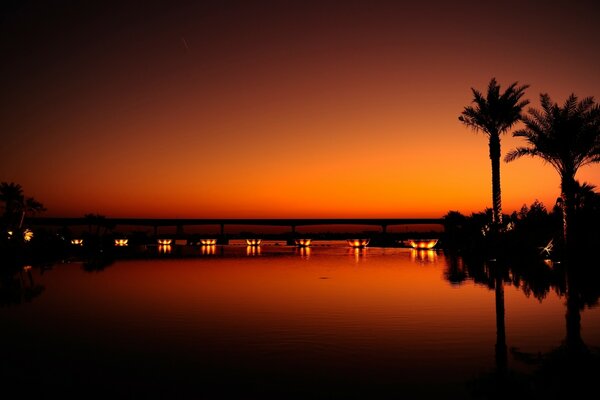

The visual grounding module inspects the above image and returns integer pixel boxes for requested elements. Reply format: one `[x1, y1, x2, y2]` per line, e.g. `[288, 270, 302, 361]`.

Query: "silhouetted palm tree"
[573, 181, 599, 213]
[18, 196, 45, 229]
[505, 94, 600, 245]
[0, 182, 45, 229]
[0, 182, 24, 223]
[459, 78, 529, 229]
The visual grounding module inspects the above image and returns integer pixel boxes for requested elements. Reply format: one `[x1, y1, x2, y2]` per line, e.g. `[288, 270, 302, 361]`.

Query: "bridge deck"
[29, 217, 444, 227]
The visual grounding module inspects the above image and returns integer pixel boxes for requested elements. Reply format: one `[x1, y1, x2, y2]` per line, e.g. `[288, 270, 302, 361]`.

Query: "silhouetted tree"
[460, 78, 529, 229]
[0, 182, 24, 225]
[505, 94, 600, 246]
[18, 196, 45, 229]
[0, 182, 45, 229]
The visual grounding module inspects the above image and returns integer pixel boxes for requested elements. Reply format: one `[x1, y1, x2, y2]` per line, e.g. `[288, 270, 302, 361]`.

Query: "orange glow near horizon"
[1, 2, 599, 218]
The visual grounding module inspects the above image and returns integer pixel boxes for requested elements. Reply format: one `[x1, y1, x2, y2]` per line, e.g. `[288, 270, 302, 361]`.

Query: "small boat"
[406, 239, 438, 249]
[157, 239, 172, 245]
[347, 239, 370, 248]
[246, 239, 262, 246]
[200, 239, 217, 245]
[294, 238, 312, 247]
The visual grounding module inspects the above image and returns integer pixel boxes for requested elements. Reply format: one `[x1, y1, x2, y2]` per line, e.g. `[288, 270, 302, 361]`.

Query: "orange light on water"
[246, 239, 262, 246]
[246, 245, 261, 256]
[296, 246, 311, 259]
[200, 239, 217, 245]
[157, 239, 172, 245]
[407, 239, 438, 249]
[158, 244, 172, 254]
[347, 239, 369, 248]
[201, 245, 216, 255]
[71, 239, 84, 245]
[410, 249, 437, 264]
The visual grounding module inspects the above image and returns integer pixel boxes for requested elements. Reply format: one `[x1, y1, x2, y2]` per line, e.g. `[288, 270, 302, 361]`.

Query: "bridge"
[28, 217, 445, 244]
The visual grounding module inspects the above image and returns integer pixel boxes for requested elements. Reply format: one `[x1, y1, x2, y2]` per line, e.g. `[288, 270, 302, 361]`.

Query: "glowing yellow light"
[7, 230, 13, 237]
[200, 239, 217, 245]
[157, 239, 172, 245]
[297, 246, 311, 259]
[294, 238, 312, 247]
[246, 245, 261, 255]
[346, 239, 370, 248]
[201, 244, 216, 255]
[71, 239, 84, 245]
[23, 229, 34, 242]
[246, 239, 262, 246]
[410, 249, 437, 263]
[114, 239, 129, 246]
[407, 239, 438, 249]
[158, 244, 172, 254]
[350, 247, 367, 262]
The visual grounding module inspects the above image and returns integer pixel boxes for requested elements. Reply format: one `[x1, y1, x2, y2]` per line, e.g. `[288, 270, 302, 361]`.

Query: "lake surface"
[2, 242, 599, 398]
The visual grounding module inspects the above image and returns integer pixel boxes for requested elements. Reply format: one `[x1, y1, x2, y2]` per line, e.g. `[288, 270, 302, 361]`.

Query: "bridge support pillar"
[218, 224, 228, 244]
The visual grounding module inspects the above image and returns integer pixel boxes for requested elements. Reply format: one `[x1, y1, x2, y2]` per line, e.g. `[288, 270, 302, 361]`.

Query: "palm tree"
[18, 197, 45, 229]
[505, 94, 600, 245]
[0, 182, 45, 229]
[0, 182, 24, 223]
[459, 78, 529, 229]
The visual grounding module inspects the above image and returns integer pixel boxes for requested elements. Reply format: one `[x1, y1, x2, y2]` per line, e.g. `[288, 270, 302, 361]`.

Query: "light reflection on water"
[1, 242, 599, 398]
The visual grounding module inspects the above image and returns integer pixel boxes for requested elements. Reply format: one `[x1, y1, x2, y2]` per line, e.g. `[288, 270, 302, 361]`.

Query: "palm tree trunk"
[495, 268, 507, 375]
[489, 133, 502, 228]
[565, 265, 586, 356]
[560, 174, 576, 247]
[18, 210, 25, 229]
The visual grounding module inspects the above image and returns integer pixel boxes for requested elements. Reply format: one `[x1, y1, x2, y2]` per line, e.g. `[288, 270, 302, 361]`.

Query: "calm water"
[2, 242, 599, 399]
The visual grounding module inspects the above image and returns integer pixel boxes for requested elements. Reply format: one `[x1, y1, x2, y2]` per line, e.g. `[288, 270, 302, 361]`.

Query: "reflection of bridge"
[29, 217, 444, 244]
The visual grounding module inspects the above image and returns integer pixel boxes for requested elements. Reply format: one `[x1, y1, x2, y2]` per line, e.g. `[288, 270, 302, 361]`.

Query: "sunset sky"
[2, 0, 599, 218]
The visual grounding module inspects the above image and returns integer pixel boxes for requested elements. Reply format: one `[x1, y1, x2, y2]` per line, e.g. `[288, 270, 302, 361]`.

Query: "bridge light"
[294, 238, 312, 247]
[347, 239, 369, 248]
[407, 239, 438, 249]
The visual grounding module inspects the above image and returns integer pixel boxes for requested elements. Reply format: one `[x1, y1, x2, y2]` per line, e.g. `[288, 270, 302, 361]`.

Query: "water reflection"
[410, 249, 437, 264]
[2, 241, 599, 397]
[348, 247, 367, 263]
[461, 248, 600, 398]
[158, 244, 172, 254]
[443, 253, 468, 286]
[200, 245, 216, 255]
[246, 245, 261, 256]
[295, 246, 311, 259]
[0, 265, 45, 306]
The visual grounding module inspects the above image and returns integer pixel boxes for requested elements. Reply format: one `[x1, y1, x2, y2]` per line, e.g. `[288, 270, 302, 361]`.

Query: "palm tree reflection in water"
[462, 249, 600, 397]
